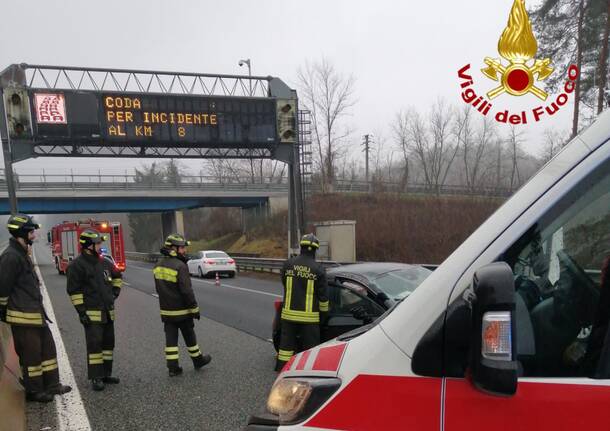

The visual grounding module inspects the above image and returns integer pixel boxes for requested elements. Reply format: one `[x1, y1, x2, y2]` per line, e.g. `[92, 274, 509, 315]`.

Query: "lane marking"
[192, 278, 282, 298]
[127, 261, 282, 298]
[33, 249, 92, 431]
[152, 293, 159, 298]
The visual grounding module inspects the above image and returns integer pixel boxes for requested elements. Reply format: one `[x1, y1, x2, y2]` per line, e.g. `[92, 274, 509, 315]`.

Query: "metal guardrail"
[125, 251, 438, 274]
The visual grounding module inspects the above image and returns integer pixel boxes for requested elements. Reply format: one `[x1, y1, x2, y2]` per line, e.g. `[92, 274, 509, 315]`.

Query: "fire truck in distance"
[51, 219, 126, 274]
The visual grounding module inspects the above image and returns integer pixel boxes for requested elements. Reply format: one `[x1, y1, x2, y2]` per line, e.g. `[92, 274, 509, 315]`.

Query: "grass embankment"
[193, 193, 504, 263]
[188, 231, 286, 257]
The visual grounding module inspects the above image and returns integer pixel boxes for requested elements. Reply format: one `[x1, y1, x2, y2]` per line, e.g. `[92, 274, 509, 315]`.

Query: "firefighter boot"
[48, 384, 72, 395]
[193, 354, 212, 370]
[91, 378, 105, 391]
[169, 366, 183, 377]
[26, 391, 54, 403]
[102, 376, 120, 384]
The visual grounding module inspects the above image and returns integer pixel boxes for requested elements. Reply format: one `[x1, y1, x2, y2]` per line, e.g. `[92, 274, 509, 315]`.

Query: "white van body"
[248, 110, 610, 431]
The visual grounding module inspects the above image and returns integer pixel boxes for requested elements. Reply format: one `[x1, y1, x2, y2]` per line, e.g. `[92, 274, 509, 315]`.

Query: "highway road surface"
[26, 242, 282, 431]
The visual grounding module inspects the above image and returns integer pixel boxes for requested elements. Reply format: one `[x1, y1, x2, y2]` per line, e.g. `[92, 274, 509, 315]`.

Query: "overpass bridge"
[0, 169, 513, 215]
[0, 171, 288, 214]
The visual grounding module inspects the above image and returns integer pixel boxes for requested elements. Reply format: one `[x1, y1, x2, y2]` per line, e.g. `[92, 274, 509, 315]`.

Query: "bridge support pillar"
[161, 210, 185, 239]
[241, 201, 270, 236]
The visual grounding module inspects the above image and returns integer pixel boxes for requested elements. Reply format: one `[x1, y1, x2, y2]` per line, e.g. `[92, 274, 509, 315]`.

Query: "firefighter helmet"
[7, 214, 40, 244]
[164, 233, 190, 248]
[79, 229, 108, 248]
[300, 233, 320, 250]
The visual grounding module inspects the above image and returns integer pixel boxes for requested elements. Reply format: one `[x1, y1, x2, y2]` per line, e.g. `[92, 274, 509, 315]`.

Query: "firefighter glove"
[193, 311, 201, 320]
[0, 307, 6, 322]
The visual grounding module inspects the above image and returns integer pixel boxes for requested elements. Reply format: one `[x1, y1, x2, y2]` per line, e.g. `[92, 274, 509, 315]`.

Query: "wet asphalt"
[26, 244, 280, 431]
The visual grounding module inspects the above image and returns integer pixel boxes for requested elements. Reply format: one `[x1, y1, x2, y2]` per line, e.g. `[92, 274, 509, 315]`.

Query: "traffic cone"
[215, 272, 220, 286]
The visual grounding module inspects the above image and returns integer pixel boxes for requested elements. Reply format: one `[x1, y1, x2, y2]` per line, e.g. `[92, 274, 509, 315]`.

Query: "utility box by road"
[313, 220, 356, 263]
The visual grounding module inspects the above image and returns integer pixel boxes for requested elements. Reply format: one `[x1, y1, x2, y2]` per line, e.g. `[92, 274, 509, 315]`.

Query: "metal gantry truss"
[298, 110, 313, 196]
[0, 63, 287, 159]
[32, 144, 273, 159]
[20, 64, 271, 97]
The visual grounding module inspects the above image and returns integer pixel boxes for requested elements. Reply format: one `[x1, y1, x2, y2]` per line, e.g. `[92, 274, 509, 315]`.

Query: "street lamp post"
[238, 58, 252, 96]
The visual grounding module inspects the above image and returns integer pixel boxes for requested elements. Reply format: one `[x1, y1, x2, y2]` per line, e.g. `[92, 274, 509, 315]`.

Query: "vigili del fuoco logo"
[457, 0, 579, 125]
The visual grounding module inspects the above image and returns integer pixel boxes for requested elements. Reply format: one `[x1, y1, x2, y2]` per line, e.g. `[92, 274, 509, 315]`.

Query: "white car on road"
[187, 250, 236, 278]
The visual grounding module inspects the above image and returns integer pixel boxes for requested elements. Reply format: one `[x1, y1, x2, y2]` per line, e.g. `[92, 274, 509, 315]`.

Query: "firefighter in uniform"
[154, 234, 211, 377]
[67, 229, 121, 391]
[276, 233, 329, 371]
[0, 214, 72, 402]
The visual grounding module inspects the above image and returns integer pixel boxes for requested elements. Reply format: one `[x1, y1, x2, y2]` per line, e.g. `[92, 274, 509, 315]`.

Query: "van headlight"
[266, 377, 341, 424]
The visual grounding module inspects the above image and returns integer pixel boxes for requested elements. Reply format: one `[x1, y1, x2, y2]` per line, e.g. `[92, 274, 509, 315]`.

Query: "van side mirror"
[470, 262, 518, 396]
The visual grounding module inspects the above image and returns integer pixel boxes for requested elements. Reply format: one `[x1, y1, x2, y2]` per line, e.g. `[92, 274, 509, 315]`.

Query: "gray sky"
[1, 0, 574, 175]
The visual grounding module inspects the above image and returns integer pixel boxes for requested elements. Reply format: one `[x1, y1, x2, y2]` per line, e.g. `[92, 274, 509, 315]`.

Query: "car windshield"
[206, 252, 228, 258]
[371, 267, 431, 301]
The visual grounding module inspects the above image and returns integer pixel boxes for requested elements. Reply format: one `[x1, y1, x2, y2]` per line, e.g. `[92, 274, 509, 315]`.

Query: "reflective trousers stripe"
[278, 349, 294, 361]
[187, 345, 201, 357]
[111, 279, 122, 288]
[165, 346, 179, 360]
[319, 300, 329, 312]
[102, 350, 113, 360]
[89, 353, 104, 365]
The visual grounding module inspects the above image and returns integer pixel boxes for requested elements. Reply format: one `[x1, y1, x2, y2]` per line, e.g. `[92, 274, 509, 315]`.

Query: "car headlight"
[266, 377, 341, 424]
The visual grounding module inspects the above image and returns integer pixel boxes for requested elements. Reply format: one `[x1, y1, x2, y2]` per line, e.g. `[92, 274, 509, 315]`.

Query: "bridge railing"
[0, 169, 513, 197]
[0, 171, 289, 191]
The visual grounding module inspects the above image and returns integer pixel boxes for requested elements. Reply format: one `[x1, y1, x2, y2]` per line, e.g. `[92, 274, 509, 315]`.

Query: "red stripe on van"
[295, 350, 311, 371]
[305, 375, 441, 430]
[445, 378, 610, 430]
[312, 343, 346, 371]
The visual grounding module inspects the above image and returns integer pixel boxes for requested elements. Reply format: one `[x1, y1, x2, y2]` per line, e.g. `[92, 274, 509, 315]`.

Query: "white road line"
[192, 278, 282, 298]
[33, 250, 92, 431]
[152, 293, 159, 298]
[127, 261, 282, 298]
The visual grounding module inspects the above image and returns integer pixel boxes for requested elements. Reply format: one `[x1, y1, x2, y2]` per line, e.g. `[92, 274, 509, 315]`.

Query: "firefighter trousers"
[11, 325, 60, 394]
[84, 319, 115, 380]
[164, 319, 204, 370]
[276, 320, 320, 371]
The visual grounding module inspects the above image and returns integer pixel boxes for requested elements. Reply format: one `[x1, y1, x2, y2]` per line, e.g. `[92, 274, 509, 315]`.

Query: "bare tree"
[456, 107, 495, 192]
[297, 58, 355, 192]
[402, 100, 460, 194]
[540, 128, 570, 163]
[392, 110, 411, 190]
[506, 126, 526, 191]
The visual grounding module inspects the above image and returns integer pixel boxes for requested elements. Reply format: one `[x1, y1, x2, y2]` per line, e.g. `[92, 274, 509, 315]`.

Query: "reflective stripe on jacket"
[67, 252, 115, 324]
[0, 238, 47, 327]
[280, 253, 329, 324]
[153, 256, 199, 322]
